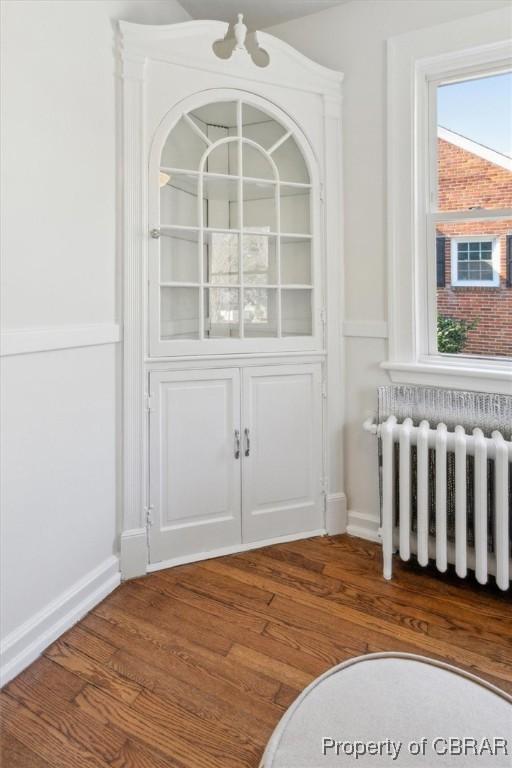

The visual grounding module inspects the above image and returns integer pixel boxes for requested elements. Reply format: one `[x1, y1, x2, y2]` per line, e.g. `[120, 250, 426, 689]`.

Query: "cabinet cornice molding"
[118, 19, 343, 97]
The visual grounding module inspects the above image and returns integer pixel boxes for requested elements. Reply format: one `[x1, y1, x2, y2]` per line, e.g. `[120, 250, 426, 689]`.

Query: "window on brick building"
[451, 237, 500, 287]
[429, 70, 512, 359]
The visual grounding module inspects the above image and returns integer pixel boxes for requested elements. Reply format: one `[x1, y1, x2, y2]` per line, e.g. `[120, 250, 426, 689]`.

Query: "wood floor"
[2, 535, 512, 768]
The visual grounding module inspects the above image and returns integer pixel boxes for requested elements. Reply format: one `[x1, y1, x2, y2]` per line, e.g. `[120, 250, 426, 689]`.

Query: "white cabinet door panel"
[149, 369, 241, 563]
[242, 364, 323, 542]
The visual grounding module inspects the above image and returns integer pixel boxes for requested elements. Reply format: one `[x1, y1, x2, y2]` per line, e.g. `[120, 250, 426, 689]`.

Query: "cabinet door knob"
[244, 428, 250, 457]
[234, 430, 240, 459]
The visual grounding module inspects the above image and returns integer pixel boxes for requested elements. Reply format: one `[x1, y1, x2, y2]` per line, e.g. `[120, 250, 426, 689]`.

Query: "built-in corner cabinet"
[119, 17, 345, 575]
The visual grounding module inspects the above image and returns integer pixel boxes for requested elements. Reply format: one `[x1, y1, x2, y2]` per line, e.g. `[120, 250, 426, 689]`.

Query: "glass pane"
[203, 176, 239, 229]
[160, 229, 199, 283]
[161, 287, 199, 340]
[190, 102, 238, 134]
[160, 172, 198, 227]
[281, 237, 311, 285]
[204, 288, 240, 338]
[243, 233, 277, 284]
[205, 140, 238, 176]
[243, 180, 276, 231]
[242, 142, 274, 180]
[271, 134, 310, 183]
[280, 186, 310, 234]
[242, 104, 286, 150]
[205, 232, 239, 285]
[281, 289, 312, 337]
[161, 117, 208, 170]
[244, 288, 278, 337]
[435, 219, 511, 358]
[436, 72, 512, 211]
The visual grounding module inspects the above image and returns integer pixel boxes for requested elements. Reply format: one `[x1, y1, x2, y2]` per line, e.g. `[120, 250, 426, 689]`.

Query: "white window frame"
[450, 236, 500, 288]
[385, 7, 512, 394]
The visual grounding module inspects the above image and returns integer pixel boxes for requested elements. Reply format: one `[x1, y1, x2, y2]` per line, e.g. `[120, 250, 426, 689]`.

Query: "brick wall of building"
[436, 137, 512, 358]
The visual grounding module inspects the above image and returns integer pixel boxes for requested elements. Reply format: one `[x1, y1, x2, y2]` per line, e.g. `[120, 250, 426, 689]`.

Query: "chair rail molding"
[1, 323, 121, 356]
[343, 320, 388, 339]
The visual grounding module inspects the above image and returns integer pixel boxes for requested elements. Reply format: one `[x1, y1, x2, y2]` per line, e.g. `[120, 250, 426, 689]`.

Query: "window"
[450, 237, 500, 287]
[428, 69, 512, 359]
[385, 15, 512, 392]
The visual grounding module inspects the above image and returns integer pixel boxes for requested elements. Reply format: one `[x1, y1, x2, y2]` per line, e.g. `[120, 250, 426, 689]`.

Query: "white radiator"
[364, 416, 512, 590]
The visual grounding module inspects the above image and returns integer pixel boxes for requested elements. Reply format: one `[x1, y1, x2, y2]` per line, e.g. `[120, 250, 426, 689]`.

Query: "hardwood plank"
[81, 613, 284, 728]
[203, 555, 512, 683]
[0, 733, 52, 768]
[94, 599, 280, 702]
[305, 536, 511, 614]
[101, 584, 232, 656]
[263, 619, 366, 668]
[6, 675, 126, 763]
[132, 575, 268, 634]
[10, 655, 85, 702]
[107, 649, 274, 743]
[258, 542, 325, 574]
[44, 640, 142, 704]
[319, 547, 512, 622]
[111, 739, 186, 768]
[126, 578, 328, 678]
[60, 625, 118, 664]
[75, 684, 261, 768]
[158, 562, 275, 605]
[226, 549, 343, 597]
[227, 643, 313, 689]
[132, 687, 264, 762]
[274, 683, 301, 709]
[0, 692, 110, 768]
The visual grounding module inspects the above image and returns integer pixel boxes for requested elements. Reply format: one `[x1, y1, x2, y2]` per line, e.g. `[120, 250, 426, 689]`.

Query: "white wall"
[0, 0, 190, 684]
[266, 0, 512, 537]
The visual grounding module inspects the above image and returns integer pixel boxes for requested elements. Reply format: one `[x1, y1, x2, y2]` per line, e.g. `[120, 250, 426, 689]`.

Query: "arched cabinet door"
[148, 92, 323, 356]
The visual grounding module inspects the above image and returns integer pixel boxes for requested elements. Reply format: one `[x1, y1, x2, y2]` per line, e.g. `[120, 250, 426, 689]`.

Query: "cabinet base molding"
[120, 528, 148, 580]
[326, 493, 347, 535]
[147, 529, 327, 573]
[0, 556, 120, 686]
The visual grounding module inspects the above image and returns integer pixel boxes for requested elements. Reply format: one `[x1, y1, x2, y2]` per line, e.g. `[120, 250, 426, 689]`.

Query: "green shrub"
[437, 314, 478, 354]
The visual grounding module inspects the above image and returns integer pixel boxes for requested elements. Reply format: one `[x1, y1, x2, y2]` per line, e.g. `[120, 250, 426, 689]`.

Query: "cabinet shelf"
[160, 166, 312, 195]
[160, 282, 313, 289]
[157, 225, 312, 240]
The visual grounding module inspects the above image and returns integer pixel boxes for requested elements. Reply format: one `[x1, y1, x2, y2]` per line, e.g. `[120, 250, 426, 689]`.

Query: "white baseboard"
[0, 555, 120, 686]
[346, 510, 381, 543]
[326, 492, 347, 535]
[120, 528, 148, 580]
[146, 528, 327, 573]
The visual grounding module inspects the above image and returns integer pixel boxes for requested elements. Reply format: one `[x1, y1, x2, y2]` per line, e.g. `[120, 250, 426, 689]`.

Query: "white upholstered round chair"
[260, 653, 512, 768]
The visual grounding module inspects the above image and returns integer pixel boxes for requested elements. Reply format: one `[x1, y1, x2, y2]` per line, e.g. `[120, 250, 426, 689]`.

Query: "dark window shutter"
[507, 234, 512, 288]
[436, 236, 446, 288]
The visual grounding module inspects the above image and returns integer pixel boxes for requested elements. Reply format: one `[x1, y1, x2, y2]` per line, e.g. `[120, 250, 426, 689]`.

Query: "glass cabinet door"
[153, 99, 316, 351]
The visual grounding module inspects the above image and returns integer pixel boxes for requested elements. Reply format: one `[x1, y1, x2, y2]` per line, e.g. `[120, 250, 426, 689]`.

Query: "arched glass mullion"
[198, 134, 242, 338]
[239, 128, 280, 338]
[237, 101, 244, 339]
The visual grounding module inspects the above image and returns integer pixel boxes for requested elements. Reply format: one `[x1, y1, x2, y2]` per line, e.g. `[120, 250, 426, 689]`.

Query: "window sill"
[381, 357, 512, 395]
[449, 284, 500, 290]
